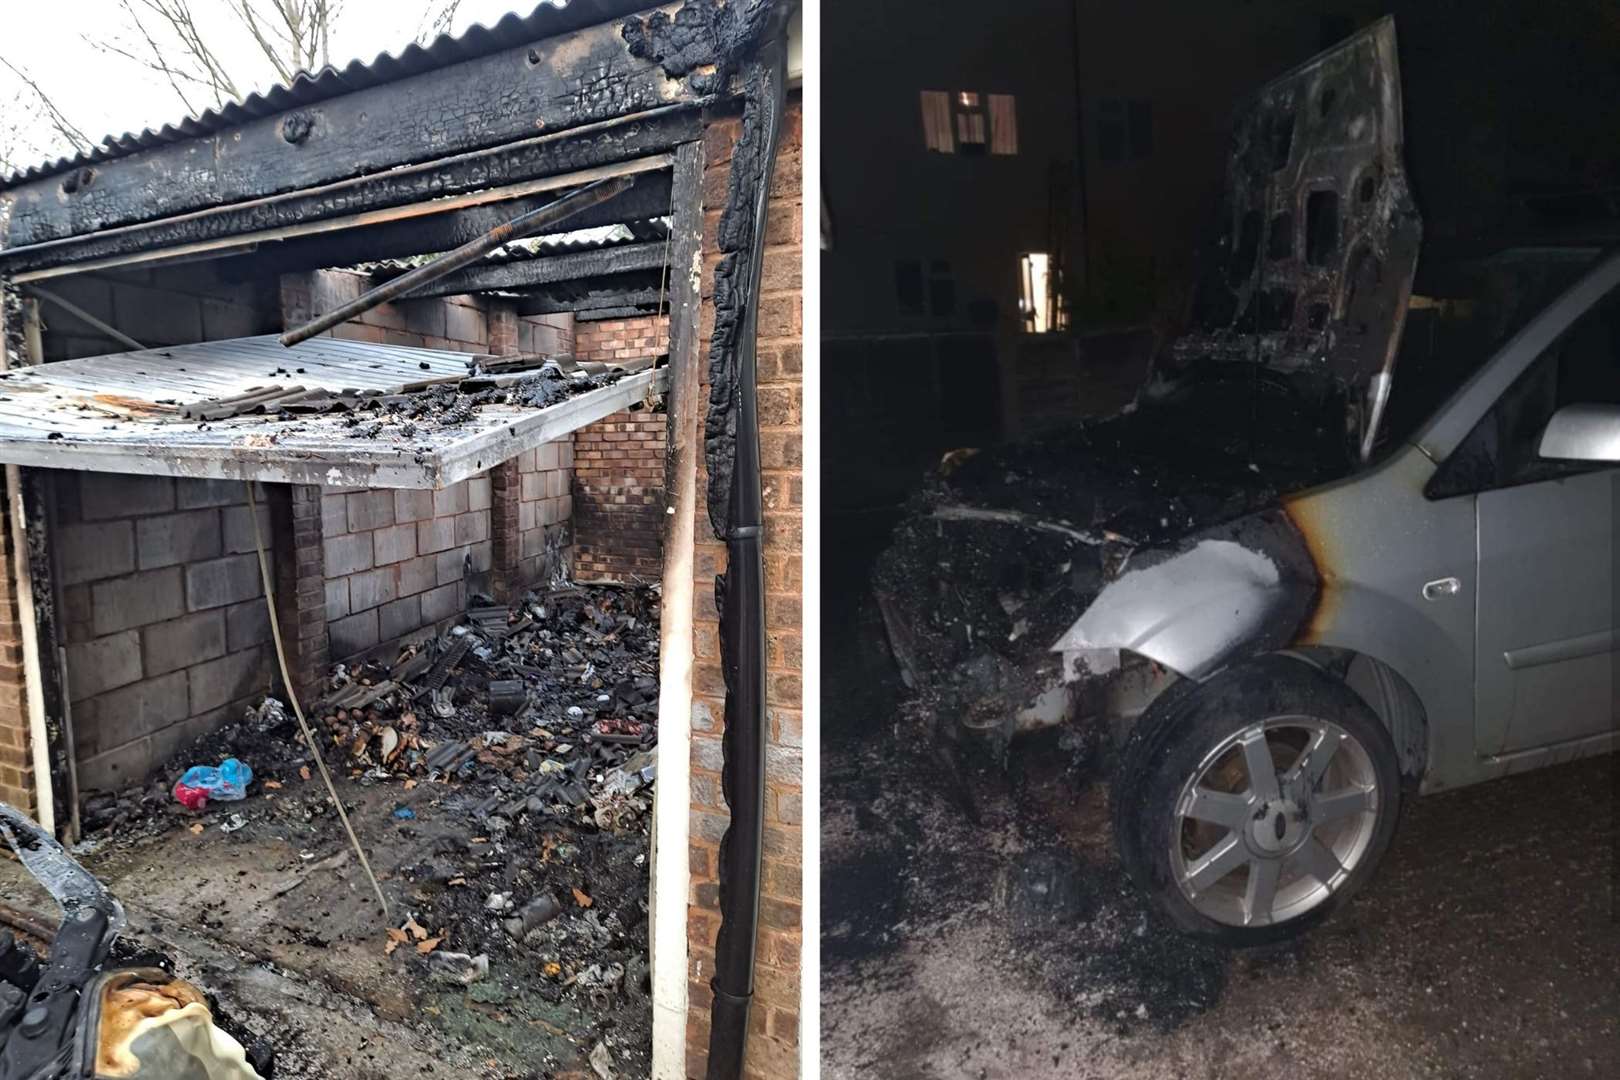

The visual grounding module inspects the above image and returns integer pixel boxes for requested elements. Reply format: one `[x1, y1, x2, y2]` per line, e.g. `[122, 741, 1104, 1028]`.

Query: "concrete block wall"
[56, 473, 275, 794]
[514, 442, 576, 586]
[322, 477, 493, 660]
[40, 263, 280, 361]
[686, 97, 805, 1079]
[321, 445, 573, 662]
[280, 269, 573, 357]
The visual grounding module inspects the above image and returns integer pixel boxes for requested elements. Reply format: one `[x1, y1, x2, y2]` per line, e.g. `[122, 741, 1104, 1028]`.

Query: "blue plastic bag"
[176, 758, 253, 803]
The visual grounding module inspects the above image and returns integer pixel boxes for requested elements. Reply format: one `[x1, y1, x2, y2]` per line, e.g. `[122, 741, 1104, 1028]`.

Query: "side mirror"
[1537, 403, 1620, 463]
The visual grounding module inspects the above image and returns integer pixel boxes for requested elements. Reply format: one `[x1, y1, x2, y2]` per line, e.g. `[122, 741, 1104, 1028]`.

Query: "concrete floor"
[0, 779, 623, 1079]
[821, 609, 1619, 1079]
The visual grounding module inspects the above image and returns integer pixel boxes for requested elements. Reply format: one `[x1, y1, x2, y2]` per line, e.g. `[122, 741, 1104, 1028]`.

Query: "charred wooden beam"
[218, 173, 673, 280]
[0, 109, 696, 279]
[576, 304, 667, 321]
[513, 285, 664, 316]
[402, 242, 667, 299]
[282, 176, 636, 345]
[0, 6, 697, 249]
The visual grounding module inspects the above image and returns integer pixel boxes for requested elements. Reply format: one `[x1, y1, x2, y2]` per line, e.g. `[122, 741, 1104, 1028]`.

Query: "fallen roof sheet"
[0, 336, 664, 489]
[0, 0, 661, 191]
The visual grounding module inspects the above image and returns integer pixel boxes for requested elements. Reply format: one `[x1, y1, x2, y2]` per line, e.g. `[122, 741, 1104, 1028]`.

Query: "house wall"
[572, 315, 670, 582]
[685, 95, 803, 1080]
[56, 474, 275, 794]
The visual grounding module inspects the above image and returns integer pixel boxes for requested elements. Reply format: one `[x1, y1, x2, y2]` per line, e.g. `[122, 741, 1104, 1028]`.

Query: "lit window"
[920, 91, 1018, 155]
[920, 91, 954, 152]
[1020, 252, 1066, 333]
[988, 94, 1018, 155]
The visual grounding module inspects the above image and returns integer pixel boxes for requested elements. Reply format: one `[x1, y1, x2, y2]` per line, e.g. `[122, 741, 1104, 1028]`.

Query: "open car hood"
[1153, 15, 1422, 463]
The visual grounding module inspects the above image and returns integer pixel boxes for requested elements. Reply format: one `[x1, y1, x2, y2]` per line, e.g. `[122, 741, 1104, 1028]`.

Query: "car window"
[1428, 274, 1620, 498]
[1377, 250, 1597, 460]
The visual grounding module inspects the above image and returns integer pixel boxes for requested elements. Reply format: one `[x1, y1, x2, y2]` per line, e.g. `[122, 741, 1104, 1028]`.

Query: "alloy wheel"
[1168, 716, 1380, 928]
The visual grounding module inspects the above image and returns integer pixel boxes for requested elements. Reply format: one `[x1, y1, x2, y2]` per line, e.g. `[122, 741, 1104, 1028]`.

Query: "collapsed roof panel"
[0, 336, 663, 489]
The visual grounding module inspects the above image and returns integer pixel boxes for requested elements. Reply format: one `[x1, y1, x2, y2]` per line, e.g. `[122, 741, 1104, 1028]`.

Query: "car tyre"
[1112, 654, 1402, 945]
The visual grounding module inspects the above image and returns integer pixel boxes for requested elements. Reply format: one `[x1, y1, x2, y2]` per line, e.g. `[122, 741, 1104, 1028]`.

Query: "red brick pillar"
[489, 460, 522, 603]
[686, 92, 804, 1079]
[268, 484, 329, 703]
[0, 471, 34, 813]
[488, 301, 520, 357]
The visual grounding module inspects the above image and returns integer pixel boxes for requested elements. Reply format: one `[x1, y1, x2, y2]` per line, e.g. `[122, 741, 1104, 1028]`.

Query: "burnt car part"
[1152, 16, 1421, 467]
[703, 27, 790, 1080]
[0, 802, 263, 1079]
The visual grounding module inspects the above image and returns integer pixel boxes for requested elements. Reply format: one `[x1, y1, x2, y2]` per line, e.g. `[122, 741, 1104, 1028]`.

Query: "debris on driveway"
[72, 581, 661, 1077]
[172, 757, 254, 810]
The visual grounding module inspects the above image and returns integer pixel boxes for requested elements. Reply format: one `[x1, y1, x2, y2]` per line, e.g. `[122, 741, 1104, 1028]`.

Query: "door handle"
[1422, 576, 1461, 601]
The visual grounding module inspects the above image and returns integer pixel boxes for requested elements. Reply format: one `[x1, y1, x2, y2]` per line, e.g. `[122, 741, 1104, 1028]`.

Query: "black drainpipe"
[704, 30, 789, 1080]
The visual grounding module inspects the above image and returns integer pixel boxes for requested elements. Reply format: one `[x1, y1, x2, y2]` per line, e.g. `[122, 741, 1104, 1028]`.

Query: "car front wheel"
[1112, 655, 1403, 945]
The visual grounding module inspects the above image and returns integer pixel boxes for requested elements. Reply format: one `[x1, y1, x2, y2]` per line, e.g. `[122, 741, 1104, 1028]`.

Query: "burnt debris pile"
[80, 583, 661, 1063]
[176, 353, 651, 442]
[873, 386, 1335, 733]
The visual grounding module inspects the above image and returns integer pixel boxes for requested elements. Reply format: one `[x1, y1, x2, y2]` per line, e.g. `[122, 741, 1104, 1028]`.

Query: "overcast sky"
[1, 0, 552, 172]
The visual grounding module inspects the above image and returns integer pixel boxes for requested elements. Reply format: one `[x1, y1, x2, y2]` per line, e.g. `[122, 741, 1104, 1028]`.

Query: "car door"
[1471, 289, 1620, 754]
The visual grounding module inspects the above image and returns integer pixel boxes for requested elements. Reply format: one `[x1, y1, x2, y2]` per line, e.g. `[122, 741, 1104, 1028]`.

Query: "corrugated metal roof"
[351, 218, 670, 275]
[0, 334, 664, 488]
[0, 0, 657, 191]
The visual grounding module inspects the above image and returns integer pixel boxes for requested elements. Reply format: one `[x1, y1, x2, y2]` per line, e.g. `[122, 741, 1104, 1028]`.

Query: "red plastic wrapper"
[172, 781, 209, 812]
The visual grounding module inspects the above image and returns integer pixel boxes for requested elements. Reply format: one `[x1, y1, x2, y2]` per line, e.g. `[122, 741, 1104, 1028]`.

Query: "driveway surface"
[823, 599, 1619, 1080]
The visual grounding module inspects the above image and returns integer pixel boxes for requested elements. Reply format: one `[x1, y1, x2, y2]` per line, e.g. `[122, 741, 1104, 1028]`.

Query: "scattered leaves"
[403, 915, 428, 941]
[263, 779, 283, 790]
[543, 961, 561, 977]
[416, 936, 442, 955]
[384, 927, 408, 956]
[403, 778, 418, 791]
[299, 766, 311, 781]
[571, 888, 593, 909]
[189, 823, 204, 835]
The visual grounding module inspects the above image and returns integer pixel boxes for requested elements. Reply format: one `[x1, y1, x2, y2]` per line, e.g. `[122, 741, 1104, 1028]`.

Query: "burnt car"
[876, 17, 1620, 944]
[0, 803, 267, 1079]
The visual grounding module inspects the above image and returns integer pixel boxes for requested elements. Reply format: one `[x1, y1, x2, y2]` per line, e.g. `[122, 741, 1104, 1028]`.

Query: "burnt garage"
[0, 3, 802, 1079]
[823, 2, 1618, 1077]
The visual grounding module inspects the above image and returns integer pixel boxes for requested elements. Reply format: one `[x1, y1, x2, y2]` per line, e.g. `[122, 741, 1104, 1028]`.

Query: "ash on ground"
[823, 597, 1227, 1039]
[78, 581, 660, 1079]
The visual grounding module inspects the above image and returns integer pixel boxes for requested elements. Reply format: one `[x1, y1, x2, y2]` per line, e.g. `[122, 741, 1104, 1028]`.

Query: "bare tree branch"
[418, 0, 464, 45]
[0, 57, 93, 154]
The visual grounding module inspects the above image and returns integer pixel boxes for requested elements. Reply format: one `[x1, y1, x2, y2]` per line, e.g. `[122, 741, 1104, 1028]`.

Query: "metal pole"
[279, 174, 636, 346]
[23, 287, 145, 352]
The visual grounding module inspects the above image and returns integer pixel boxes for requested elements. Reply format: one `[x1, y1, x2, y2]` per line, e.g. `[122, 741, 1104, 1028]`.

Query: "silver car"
[875, 18, 1618, 944]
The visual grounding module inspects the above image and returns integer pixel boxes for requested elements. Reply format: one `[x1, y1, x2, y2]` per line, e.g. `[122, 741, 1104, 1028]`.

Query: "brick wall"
[573, 408, 666, 582]
[686, 95, 804, 1079]
[0, 471, 33, 812]
[575, 314, 669, 362]
[56, 473, 275, 794]
[572, 317, 669, 581]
